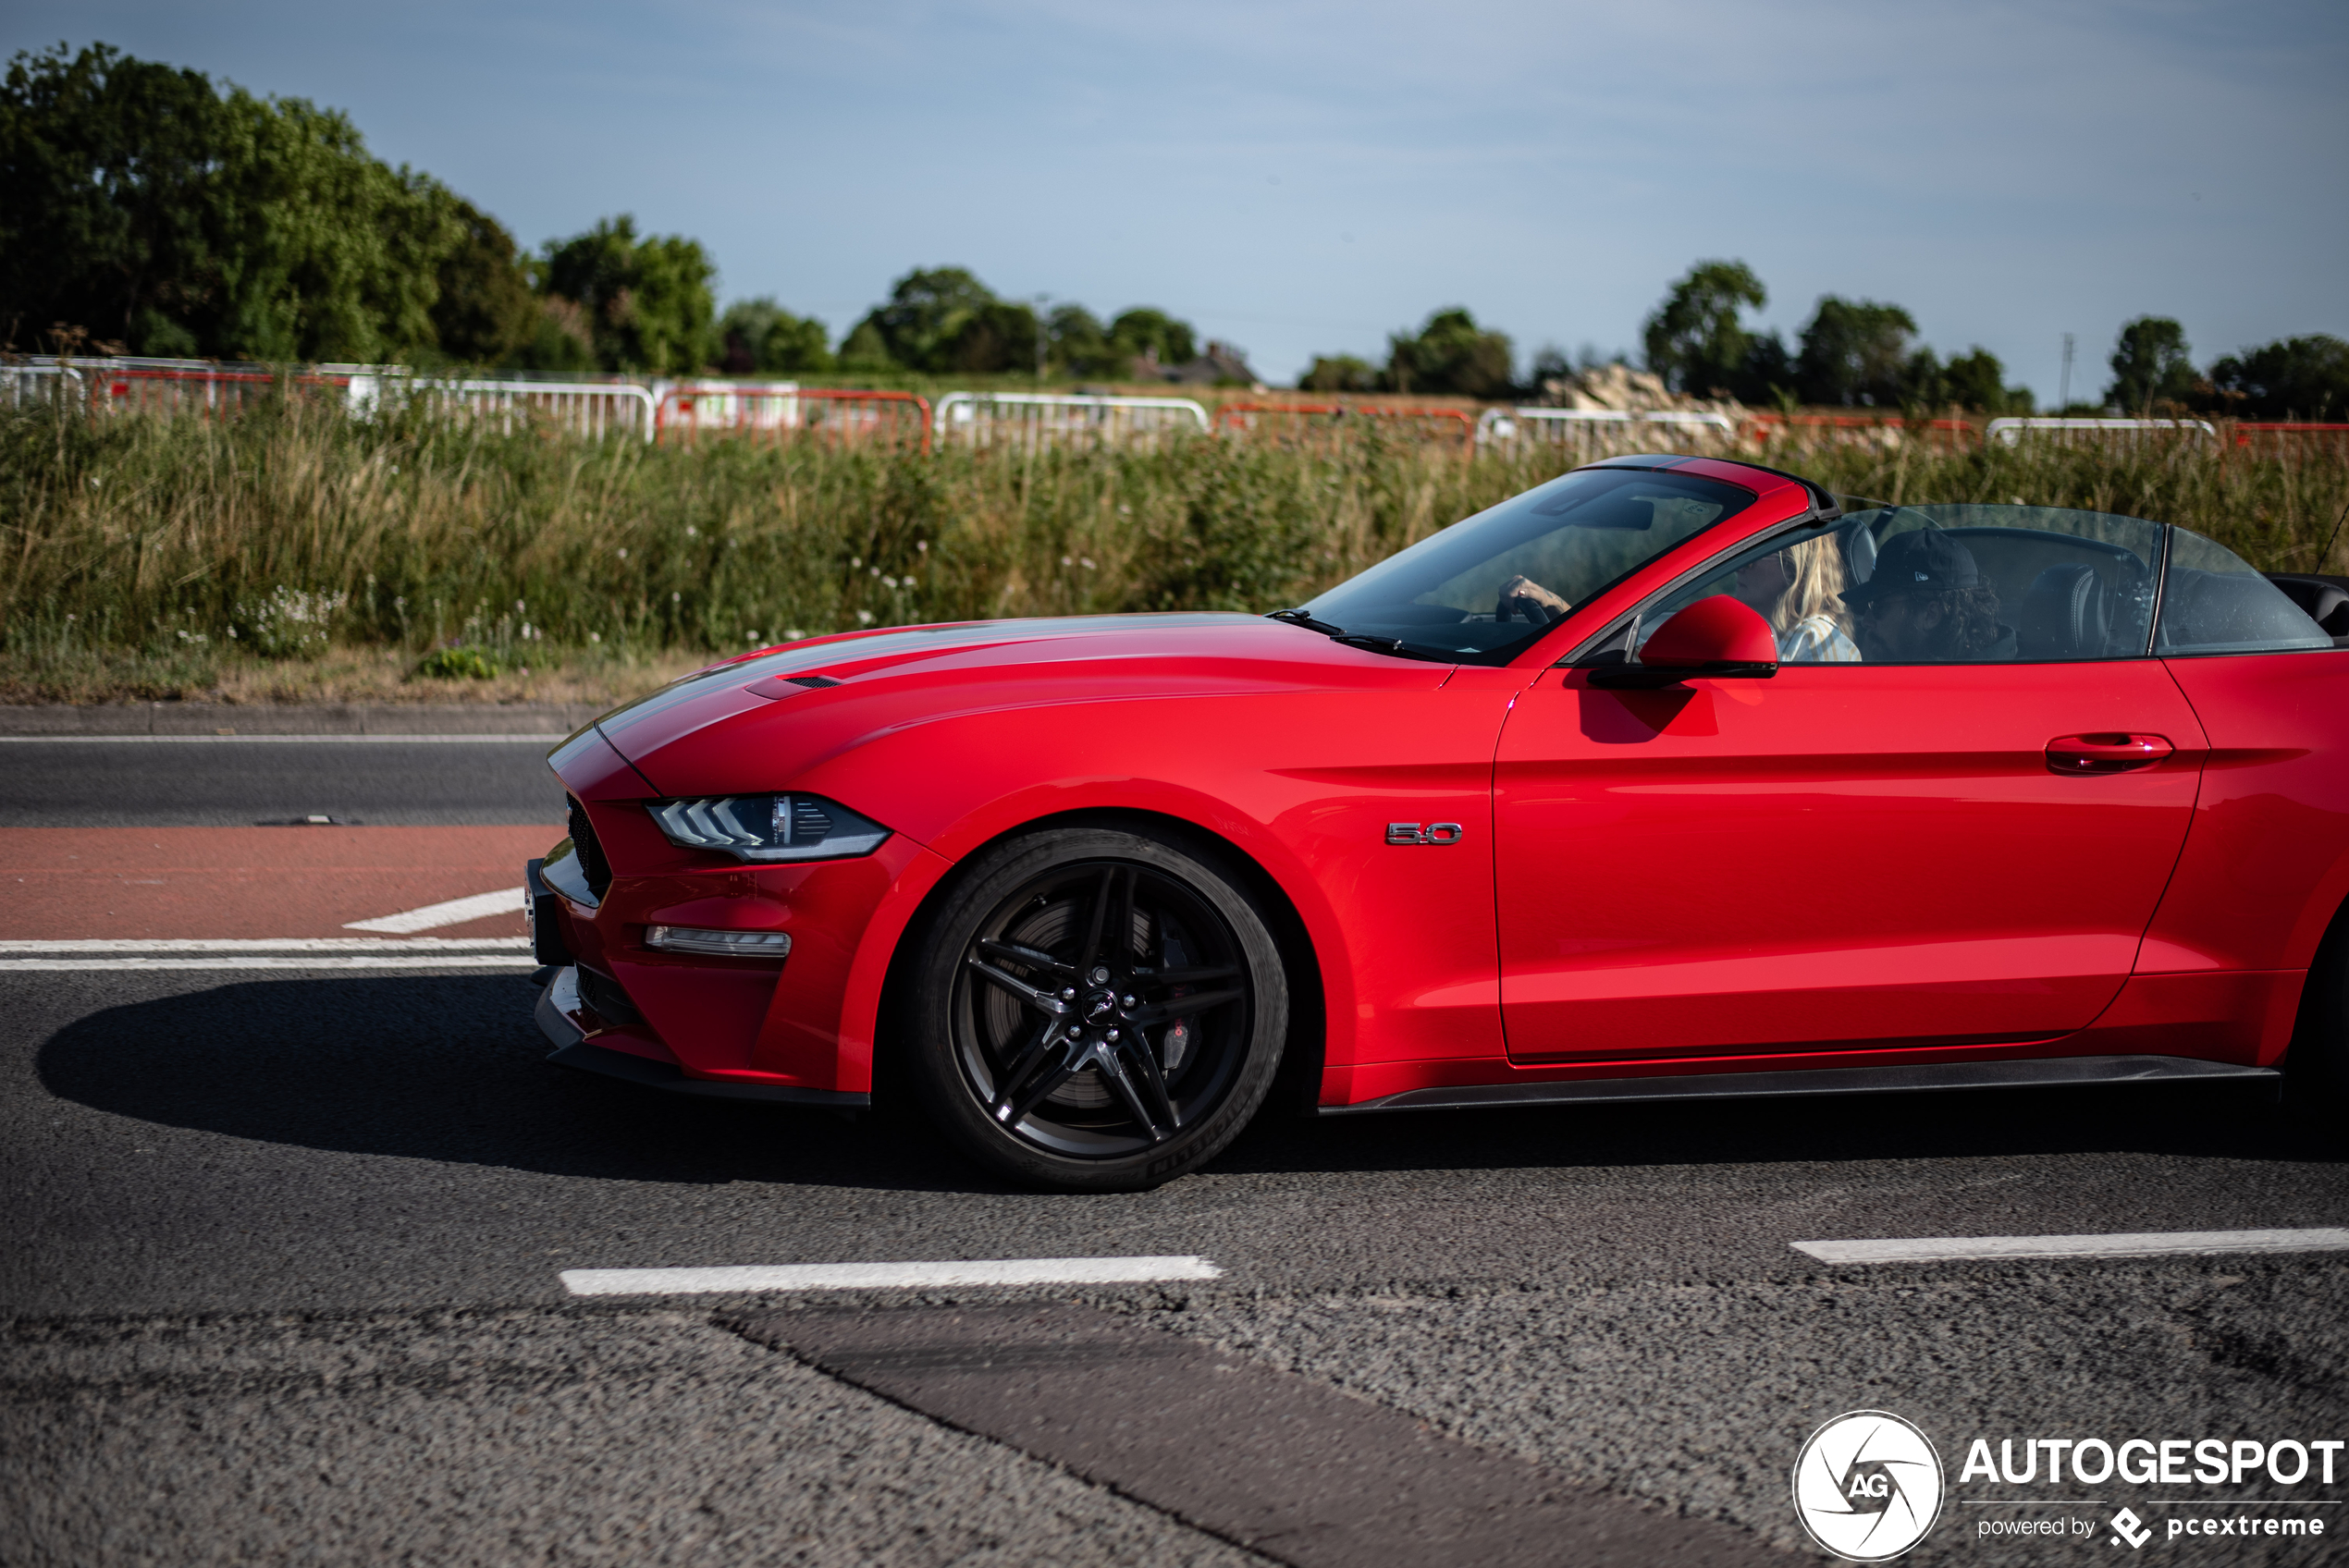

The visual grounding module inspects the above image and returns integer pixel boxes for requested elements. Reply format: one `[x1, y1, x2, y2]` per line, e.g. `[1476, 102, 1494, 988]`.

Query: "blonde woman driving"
[1733, 533, 1861, 662]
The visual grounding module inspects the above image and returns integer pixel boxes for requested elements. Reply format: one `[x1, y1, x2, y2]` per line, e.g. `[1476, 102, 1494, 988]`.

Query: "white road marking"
[0, 937, 527, 952]
[0, 955, 535, 971]
[560, 1256, 1225, 1296]
[0, 733, 565, 743]
[345, 888, 526, 934]
[1792, 1228, 2349, 1264]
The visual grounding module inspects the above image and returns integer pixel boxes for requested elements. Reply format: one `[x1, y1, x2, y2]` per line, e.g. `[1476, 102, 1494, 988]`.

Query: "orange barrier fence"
[2232, 422, 2349, 451]
[1213, 399, 1476, 447]
[655, 385, 931, 452]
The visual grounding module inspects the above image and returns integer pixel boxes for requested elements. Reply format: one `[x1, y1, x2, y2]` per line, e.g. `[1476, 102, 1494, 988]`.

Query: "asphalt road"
[0, 737, 564, 827]
[6, 741, 2348, 1566]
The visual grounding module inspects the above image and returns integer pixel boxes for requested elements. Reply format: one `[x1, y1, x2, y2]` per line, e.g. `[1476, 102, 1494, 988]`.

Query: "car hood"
[581, 612, 1456, 796]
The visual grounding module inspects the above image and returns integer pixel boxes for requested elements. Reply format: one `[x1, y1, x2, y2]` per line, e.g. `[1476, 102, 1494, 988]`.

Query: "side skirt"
[1320, 1054, 2278, 1116]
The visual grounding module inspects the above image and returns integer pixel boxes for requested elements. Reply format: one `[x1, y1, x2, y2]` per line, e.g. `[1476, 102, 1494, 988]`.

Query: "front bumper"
[535, 966, 868, 1108]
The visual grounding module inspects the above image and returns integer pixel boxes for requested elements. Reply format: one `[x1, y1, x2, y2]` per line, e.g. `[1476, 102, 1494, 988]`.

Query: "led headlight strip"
[646, 793, 891, 864]
[645, 925, 793, 958]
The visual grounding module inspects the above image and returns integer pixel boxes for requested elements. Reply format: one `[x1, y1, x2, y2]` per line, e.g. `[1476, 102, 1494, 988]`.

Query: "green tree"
[1046, 304, 1121, 377]
[538, 215, 718, 374]
[1940, 347, 2030, 413]
[1796, 297, 1918, 406]
[1642, 260, 1766, 398]
[1110, 307, 1196, 371]
[718, 297, 831, 374]
[2106, 316, 2196, 412]
[430, 200, 536, 365]
[851, 266, 1038, 374]
[1384, 307, 1514, 398]
[1, 42, 461, 361]
[835, 318, 894, 373]
[1300, 354, 1378, 393]
[2207, 335, 2349, 420]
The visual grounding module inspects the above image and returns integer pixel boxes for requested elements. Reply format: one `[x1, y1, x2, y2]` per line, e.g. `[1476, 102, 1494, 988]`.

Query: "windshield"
[1300, 465, 1758, 663]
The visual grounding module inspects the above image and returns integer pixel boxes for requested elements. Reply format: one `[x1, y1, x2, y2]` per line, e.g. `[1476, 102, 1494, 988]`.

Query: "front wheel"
[904, 826, 1289, 1191]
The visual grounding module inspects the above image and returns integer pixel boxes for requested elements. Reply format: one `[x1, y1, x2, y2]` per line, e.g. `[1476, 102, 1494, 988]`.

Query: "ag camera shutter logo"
[1792, 1410, 1945, 1561]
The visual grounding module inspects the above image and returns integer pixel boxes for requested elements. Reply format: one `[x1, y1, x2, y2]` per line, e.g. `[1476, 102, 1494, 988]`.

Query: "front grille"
[567, 796, 613, 898]
[576, 965, 643, 1027]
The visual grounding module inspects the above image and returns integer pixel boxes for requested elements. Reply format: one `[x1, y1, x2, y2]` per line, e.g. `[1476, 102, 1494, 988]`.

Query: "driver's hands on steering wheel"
[1497, 575, 1571, 623]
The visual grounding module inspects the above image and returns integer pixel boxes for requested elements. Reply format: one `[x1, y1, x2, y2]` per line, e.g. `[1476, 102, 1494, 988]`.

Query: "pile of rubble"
[1531, 361, 1740, 419]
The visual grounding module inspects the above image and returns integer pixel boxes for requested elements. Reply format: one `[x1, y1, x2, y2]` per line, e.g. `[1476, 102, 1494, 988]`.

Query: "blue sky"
[9, 1, 2345, 398]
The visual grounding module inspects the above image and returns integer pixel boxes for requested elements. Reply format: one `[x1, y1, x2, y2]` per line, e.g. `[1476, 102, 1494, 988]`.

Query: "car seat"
[2019, 563, 2111, 659]
[1841, 521, 1878, 586]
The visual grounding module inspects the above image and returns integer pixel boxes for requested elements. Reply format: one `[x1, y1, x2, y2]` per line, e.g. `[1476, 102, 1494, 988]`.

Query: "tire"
[904, 825, 1289, 1192]
[2287, 918, 2349, 1122]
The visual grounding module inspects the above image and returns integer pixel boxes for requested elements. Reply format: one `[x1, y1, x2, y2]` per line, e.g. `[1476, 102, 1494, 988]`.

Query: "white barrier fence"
[935, 391, 1211, 447]
[1476, 406, 1737, 449]
[0, 363, 82, 409]
[1986, 417, 2218, 446]
[351, 374, 658, 442]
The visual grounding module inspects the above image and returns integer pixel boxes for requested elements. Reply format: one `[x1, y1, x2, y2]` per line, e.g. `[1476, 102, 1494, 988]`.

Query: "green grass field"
[3, 396, 2343, 704]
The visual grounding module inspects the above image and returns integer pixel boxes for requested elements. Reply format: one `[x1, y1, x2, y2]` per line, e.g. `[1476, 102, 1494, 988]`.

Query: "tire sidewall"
[904, 824, 1289, 1191]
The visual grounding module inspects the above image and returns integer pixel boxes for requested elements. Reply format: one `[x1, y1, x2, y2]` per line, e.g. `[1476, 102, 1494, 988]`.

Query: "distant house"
[1130, 339, 1260, 386]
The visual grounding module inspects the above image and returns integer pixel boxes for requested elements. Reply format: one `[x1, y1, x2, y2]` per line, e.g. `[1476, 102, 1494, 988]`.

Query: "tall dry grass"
[3, 396, 2343, 702]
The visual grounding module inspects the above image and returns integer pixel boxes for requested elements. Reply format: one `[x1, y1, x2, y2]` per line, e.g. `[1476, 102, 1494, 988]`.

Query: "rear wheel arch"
[874, 807, 1326, 1120]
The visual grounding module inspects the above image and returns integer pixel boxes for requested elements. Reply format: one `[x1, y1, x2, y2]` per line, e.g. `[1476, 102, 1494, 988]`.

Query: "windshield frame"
[1297, 459, 1777, 668]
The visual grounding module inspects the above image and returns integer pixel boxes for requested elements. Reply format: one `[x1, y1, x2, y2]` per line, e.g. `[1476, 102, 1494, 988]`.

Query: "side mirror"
[1587, 594, 1778, 689]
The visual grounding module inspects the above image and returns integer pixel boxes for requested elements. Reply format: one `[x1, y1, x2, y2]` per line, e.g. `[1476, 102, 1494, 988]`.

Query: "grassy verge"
[4, 398, 2343, 704]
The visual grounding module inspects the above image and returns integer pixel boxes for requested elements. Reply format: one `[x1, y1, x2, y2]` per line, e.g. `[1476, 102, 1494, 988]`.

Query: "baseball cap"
[1839, 529, 1982, 606]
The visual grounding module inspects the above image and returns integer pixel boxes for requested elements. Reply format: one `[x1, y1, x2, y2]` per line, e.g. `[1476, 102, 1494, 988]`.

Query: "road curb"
[0, 703, 603, 737]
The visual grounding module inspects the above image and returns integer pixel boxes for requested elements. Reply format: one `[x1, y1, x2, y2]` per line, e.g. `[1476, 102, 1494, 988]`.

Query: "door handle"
[2046, 733, 2174, 775]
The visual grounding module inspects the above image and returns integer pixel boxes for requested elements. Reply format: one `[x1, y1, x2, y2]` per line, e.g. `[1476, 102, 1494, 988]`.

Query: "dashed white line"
[1792, 1228, 2349, 1264]
[560, 1256, 1225, 1296]
[345, 887, 526, 934]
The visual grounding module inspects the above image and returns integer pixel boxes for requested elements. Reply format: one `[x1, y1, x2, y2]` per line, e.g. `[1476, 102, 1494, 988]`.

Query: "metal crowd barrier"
[1744, 411, 1976, 450]
[359, 375, 658, 442]
[0, 362, 84, 409]
[1476, 406, 1737, 451]
[933, 391, 1208, 448]
[1987, 417, 2217, 446]
[1213, 399, 1476, 447]
[657, 386, 932, 451]
[2230, 422, 2349, 451]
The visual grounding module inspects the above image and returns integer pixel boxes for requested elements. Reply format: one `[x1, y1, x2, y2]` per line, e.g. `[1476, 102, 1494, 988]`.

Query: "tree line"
[6, 43, 2343, 417]
[1638, 259, 2349, 419]
[0, 44, 1210, 381]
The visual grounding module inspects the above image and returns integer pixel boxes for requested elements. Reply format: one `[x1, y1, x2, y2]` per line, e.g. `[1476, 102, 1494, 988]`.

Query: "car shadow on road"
[34, 976, 2346, 1195]
[32, 976, 1010, 1194]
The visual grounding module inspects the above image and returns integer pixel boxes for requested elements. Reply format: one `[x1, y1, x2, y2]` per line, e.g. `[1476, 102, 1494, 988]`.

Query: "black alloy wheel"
[905, 826, 1289, 1191]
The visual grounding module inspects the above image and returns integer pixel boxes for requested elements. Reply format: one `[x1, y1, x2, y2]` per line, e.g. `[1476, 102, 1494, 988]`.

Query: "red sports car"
[527, 453, 2349, 1190]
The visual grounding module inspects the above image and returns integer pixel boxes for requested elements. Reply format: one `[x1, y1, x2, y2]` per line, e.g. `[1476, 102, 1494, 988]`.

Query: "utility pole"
[1035, 294, 1051, 385]
[2059, 333, 2075, 412]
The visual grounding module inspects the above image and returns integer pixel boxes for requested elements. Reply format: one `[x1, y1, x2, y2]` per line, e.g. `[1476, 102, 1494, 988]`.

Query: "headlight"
[645, 794, 891, 863]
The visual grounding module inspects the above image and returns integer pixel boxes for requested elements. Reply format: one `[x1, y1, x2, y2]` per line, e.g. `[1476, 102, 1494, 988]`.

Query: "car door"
[1493, 505, 2208, 1065]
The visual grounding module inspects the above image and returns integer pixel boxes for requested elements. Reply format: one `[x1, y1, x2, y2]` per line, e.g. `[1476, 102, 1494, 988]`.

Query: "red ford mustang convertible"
[527, 454, 2349, 1189]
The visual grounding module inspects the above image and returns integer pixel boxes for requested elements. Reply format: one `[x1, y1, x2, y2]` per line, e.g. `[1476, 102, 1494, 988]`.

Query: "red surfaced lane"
[0, 825, 562, 939]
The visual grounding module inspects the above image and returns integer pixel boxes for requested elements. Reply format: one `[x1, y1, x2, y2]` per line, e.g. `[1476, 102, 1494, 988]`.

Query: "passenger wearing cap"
[1841, 530, 2014, 662]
